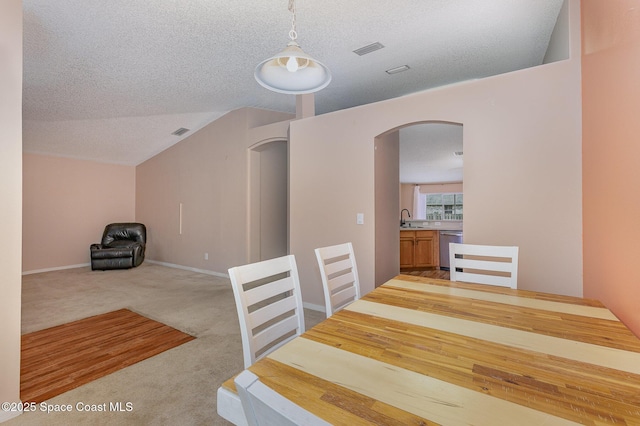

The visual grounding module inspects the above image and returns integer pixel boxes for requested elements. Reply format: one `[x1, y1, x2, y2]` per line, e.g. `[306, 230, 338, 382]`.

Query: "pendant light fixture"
[255, 0, 331, 94]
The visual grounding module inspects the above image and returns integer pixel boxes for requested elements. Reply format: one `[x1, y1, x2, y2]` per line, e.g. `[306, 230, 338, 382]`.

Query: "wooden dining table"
[217, 275, 640, 425]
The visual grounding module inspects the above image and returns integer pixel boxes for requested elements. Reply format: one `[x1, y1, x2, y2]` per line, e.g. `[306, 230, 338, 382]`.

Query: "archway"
[374, 121, 463, 286]
[248, 139, 288, 263]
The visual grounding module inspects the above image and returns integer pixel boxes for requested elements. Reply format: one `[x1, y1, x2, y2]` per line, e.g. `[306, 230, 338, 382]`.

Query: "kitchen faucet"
[400, 209, 411, 227]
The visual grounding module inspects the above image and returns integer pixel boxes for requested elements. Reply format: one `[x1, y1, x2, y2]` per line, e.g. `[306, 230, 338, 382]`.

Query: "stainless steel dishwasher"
[439, 231, 463, 270]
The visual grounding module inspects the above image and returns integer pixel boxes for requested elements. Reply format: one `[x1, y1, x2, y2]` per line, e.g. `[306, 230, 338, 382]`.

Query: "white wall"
[0, 0, 23, 421]
[290, 0, 582, 307]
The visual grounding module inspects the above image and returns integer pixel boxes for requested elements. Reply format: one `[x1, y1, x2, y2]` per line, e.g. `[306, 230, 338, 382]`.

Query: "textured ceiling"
[22, 0, 564, 166]
[400, 123, 464, 184]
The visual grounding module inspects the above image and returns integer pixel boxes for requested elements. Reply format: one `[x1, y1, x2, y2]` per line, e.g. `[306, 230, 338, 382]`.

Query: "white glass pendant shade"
[255, 41, 331, 94]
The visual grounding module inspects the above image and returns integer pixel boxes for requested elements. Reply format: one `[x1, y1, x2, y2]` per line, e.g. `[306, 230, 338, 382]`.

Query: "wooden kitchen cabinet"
[400, 231, 415, 268]
[400, 230, 439, 270]
[415, 231, 438, 267]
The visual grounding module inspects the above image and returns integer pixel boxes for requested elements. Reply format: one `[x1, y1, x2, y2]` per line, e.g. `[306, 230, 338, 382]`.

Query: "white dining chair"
[449, 243, 519, 289]
[314, 242, 361, 317]
[235, 370, 331, 426]
[228, 255, 305, 368]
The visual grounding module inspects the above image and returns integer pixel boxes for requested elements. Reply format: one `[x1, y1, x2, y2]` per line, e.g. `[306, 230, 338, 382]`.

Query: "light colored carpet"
[8, 263, 326, 425]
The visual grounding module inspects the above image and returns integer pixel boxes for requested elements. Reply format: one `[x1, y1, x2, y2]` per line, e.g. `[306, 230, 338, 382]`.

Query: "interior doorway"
[374, 121, 463, 286]
[248, 139, 288, 262]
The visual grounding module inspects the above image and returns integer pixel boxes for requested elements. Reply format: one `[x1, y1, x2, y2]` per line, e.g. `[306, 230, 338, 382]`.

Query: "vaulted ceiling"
[22, 1, 565, 167]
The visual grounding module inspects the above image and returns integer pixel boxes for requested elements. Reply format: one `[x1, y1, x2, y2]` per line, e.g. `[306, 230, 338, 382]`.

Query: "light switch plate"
[356, 213, 364, 225]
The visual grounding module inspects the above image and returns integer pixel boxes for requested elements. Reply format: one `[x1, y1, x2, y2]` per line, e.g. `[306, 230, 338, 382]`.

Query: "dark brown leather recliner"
[90, 223, 146, 270]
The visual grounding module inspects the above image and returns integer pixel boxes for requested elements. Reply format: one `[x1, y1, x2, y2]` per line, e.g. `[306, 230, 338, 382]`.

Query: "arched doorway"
[248, 139, 288, 262]
[374, 121, 463, 286]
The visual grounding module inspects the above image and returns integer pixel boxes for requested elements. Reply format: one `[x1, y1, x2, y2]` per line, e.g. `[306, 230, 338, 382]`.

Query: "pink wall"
[22, 154, 136, 272]
[582, 0, 640, 336]
[374, 131, 400, 286]
[0, 0, 23, 418]
[136, 110, 249, 273]
[256, 140, 288, 261]
[135, 108, 293, 275]
[290, 1, 583, 308]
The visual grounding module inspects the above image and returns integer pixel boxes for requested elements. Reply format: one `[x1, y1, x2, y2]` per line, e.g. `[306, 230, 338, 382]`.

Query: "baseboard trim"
[22, 263, 90, 275]
[0, 404, 22, 422]
[145, 260, 229, 279]
[21, 261, 229, 278]
[303, 302, 325, 313]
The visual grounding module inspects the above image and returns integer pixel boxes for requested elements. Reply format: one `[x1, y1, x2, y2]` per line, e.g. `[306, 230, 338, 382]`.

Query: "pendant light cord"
[288, 0, 297, 41]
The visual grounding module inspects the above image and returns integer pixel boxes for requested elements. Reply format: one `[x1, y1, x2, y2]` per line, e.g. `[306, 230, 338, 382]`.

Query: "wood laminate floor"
[400, 269, 450, 280]
[21, 308, 195, 403]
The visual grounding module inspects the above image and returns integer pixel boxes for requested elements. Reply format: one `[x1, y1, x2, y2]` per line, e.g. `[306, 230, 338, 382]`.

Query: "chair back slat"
[454, 258, 515, 273]
[251, 315, 301, 358]
[331, 286, 358, 312]
[324, 258, 353, 277]
[232, 255, 298, 285]
[327, 270, 356, 293]
[248, 295, 298, 331]
[244, 276, 296, 306]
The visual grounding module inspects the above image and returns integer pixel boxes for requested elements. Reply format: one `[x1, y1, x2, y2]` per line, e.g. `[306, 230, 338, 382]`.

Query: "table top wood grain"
[221, 275, 640, 425]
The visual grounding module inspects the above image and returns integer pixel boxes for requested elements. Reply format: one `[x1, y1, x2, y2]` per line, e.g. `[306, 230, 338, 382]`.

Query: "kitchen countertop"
[400, 227, 462, 232]
[400, 221, 463, 232]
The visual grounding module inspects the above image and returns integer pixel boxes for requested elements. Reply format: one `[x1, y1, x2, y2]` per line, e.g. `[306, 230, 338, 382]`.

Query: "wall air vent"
[353, 42, 385, 56]
[453, 151, 463, 157]
[172, 128, 190, 136]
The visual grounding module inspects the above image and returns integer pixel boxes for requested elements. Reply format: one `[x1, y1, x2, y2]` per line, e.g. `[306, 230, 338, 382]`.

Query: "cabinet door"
[415, 231, 438, 267]
[414, 238, 434, 267]
[400, 235, 415, 268]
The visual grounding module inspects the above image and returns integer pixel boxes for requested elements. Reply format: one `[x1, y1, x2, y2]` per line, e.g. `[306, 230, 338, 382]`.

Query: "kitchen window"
[426, 193, 463, 220]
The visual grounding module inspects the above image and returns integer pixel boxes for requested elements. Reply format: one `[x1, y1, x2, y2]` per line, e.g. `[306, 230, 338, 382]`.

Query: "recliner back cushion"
[102, 223, 146, 246]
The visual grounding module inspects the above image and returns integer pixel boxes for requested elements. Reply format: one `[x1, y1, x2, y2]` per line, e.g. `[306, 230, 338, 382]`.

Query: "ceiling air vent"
[386, 65, 410, 75]
[172, 128, 190, 136]
[353, 42, 385, 56]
